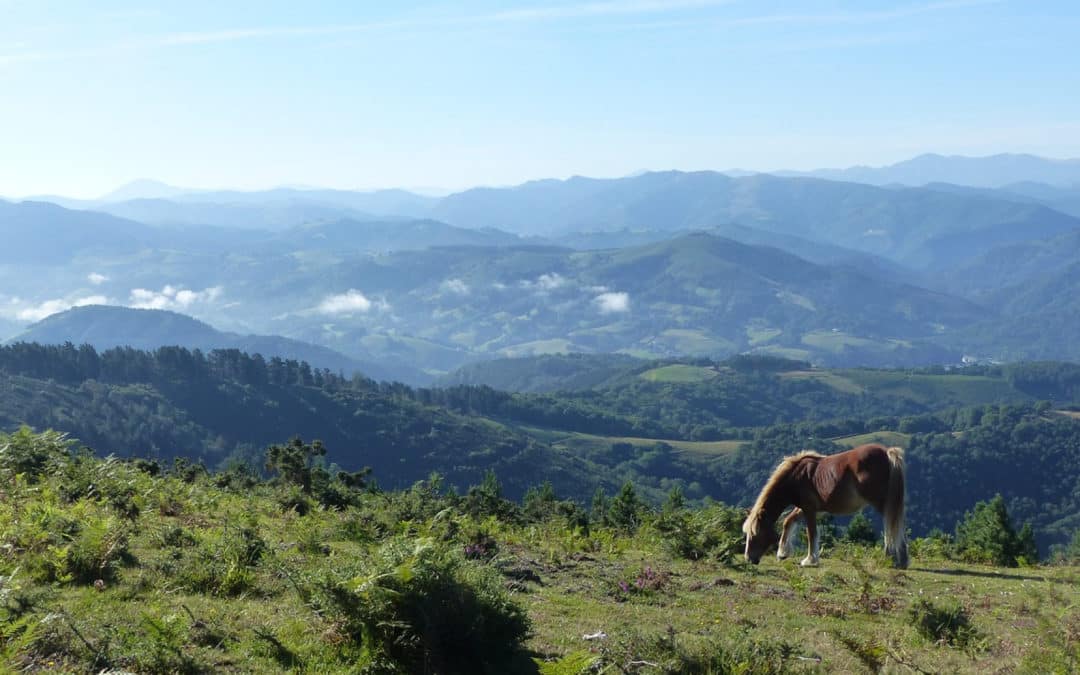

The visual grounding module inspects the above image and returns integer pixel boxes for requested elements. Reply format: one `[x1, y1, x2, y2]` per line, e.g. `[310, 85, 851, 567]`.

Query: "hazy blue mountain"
[17, 194, 99, 210]
[0, 200, 157, 262]
[1000, 182, 1080, 218]
[33, 183, 438, 226]
[172, 187, 438, 218]
[547, 225, 922, 286]
[917, 181, 1080, 219]
[6, 305, 425, 383]
[0, 199, 269, 265]
[96, 198, 377, 230]
[942, 229, 1080, 299]
[100, 179, 193, 202]
[432, 171, 1080, 268]
[921, 228, 1080, 361]
[255, 233, 981, 370]
[268, 218, 522, 253]
[0, 317, 21, 342]
[783, 153, 1080, 188]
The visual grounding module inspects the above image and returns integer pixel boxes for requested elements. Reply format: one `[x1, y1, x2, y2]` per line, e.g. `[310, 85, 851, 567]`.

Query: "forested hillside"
[0, 342, 615, 500]
[3, 343, 1080, 550]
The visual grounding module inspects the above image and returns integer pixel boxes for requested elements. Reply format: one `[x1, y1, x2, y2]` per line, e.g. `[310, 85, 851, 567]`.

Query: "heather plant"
[613, 564, 671, 601]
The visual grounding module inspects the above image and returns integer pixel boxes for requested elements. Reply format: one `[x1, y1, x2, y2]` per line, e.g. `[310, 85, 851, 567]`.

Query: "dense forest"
[2, 343, 1080, 550]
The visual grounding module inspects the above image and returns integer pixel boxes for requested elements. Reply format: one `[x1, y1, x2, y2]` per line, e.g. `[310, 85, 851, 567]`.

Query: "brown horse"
[742, 443, 908, 568]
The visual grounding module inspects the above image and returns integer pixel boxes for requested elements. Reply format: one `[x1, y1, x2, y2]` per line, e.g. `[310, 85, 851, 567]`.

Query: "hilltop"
[0, 430, 1076, 673]
[6, 305, 417, 384]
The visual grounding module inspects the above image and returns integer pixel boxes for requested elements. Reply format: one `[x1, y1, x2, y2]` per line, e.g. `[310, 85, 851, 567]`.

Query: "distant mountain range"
[777, 153, 1080, 188]
[432, 171, 1080, 268]
[7, 153, 1080, 375]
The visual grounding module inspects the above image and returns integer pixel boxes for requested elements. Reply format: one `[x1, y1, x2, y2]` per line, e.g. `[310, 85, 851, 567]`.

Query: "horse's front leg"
[800, 511, 820, 567]
[777, 508, 803, 560]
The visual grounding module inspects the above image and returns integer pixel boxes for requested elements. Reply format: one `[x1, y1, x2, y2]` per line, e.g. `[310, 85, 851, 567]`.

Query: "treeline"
[0, 342, 590, 500]
[0, 342, 364, 390]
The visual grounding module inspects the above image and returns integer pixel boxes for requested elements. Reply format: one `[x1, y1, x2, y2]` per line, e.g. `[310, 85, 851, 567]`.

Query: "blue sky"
[2, 0, 1078, 197]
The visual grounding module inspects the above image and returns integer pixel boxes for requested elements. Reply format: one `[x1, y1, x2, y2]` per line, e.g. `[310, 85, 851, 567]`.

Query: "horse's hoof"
[799, 558, 819, 567]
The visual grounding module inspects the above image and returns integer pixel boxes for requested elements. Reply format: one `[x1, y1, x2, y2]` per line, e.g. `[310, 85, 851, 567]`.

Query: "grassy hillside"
[435, 354, 641, 393]
[2, 434, 1077, 674]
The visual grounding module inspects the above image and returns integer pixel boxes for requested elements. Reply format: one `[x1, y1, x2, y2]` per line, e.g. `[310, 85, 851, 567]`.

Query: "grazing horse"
[742, 444, 908, 568]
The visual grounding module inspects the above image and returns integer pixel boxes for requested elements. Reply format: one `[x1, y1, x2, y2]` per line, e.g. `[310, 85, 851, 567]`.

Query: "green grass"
[841, 370, 1026, 406]
[4, 435, 1079, 674]
[525, 546, 1080, 674]
[750, 345, 816, 361]
[499, 339, 580, 357]
[831, 430, 913, 448]
[800, 330, 905, 354]
[779, 370, 867, 394]
[746, 325, 782, 346]
[653, 329, 736, 355]
[547, 430, 743, 456]
[639, 364, 719, 383]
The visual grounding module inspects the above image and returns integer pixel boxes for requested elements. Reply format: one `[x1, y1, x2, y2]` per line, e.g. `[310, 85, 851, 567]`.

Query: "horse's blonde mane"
[742, 450, 824, 536]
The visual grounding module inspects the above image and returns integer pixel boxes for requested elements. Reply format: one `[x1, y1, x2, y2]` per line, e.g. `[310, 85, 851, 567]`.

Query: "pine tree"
[955, 494, 1038, 566]
[843, 510, 878, 546]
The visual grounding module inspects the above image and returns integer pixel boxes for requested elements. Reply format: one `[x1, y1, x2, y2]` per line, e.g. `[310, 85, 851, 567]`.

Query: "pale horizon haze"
[2, 0, 1079, 198]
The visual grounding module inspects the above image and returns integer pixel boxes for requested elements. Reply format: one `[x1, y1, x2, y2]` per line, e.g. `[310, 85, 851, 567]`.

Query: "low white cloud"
[15, 295, 109, 322]
[87, 272, 109, 285]
[520, 273, 569, 292]
[594, 291, 630, 314]
[317, 289, 387, 315]
[537, 273, 568, 290]
[440, 278, 470, 295]
[129, 285, 223, 310]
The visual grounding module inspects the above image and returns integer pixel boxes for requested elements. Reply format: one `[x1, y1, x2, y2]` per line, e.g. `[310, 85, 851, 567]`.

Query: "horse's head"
[742, 512, 778, 565]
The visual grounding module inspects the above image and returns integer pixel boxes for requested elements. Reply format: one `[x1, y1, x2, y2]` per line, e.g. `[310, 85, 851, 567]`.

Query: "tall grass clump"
[312, 536, 530, 674]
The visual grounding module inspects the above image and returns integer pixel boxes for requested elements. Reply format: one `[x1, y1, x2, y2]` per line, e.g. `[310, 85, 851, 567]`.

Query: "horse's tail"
[883, 446, 909, 568]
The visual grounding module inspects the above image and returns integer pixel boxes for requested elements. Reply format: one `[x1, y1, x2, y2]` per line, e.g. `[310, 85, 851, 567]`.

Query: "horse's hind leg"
[777, 508, 803, 560]
[800, 512, 820, 567]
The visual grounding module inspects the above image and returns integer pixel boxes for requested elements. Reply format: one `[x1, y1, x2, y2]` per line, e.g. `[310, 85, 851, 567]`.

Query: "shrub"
[909, 529, 955, 561]
[0, 427, 72, 482]
[178, 524, 266, 596]
[908, 599, 982, 650]
[613, 565, 670, 601]
[607, 481, 647, 533]
[653, 503, 745, 563]
[313, 537, 530, 673]
[463, 471, 521, 523]
[843, 511, 878, 546]
[65, 512, 131, 584]
[1052, 529, 1080, 564]
[955, 494, 1038, 566]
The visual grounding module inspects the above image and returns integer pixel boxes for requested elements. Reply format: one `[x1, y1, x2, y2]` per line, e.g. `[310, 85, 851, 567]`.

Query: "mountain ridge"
[6, 305, 426, 384]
